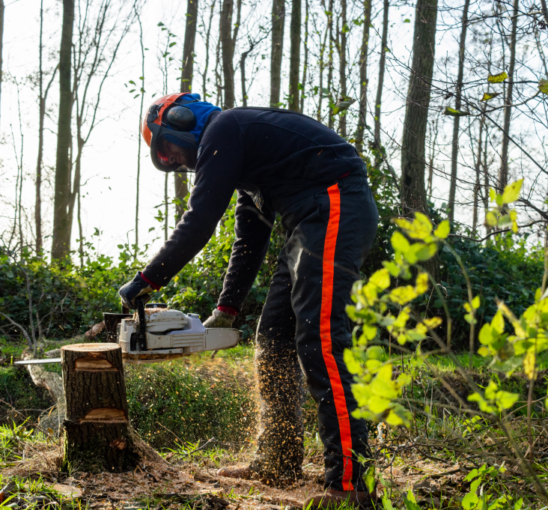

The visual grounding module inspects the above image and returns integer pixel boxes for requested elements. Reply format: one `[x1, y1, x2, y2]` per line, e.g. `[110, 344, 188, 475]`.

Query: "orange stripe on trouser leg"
[320, 183, 354, 491]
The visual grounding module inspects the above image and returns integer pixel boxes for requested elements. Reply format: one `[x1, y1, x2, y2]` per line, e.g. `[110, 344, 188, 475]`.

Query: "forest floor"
[0, 339, 546, 509]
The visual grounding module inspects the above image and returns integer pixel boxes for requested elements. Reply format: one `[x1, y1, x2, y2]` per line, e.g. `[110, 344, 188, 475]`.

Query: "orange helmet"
[141, 92, 198, 172]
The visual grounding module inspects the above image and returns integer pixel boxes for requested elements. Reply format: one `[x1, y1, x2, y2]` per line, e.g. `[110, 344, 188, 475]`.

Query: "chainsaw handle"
[136, 296, 147, 351]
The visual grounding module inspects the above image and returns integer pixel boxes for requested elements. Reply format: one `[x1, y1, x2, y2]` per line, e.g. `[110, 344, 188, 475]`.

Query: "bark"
[374, 0, 389, 145]
[327, 0, 334, 129]
[400, 0, 438, 217]
[270, 0, 285, 106]
[426, 114, 439, 200]
[181, 0, 198, 94]
[472, 115, 485, 236]
[316, 21, 328, 121]
[0, 0, 4, 125]
[220, 0, 236, 109]
[337, 0, 348, 135]
[61, 343, 162, 472]
[175, 0, 198, 221]
[448, 0, 470, 223]
[288, 0, 301, 111]
[300, 0, 309, 113]
[498, 0, 519, 192]
[201, 0, 216, 99]
[135, 9, 145, 255]
[52, 0, 75, 260]
[36, 0, 45, 255]
[355, 0, 372, 152]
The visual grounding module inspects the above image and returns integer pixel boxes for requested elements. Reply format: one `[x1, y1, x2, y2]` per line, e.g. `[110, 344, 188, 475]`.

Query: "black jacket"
[143, 108, 365, 310]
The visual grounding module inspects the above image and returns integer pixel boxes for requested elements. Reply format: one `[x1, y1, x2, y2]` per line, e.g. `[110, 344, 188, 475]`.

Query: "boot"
[304, 489, 376, 509]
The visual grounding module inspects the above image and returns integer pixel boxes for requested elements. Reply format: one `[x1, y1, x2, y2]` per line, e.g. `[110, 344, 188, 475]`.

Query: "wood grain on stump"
[61, 343, 146, 472]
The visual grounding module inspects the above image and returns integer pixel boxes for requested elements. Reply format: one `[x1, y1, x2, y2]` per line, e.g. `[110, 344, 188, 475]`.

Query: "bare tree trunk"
[220, 0, 236, 109]
[482, 128, 490, 232]
[175, 0, 198, 222]
[400, 0, 438, 217]
[426, 114, 439, 200]
[317, 21, 328, 121]
[36, 0, 45, 255]
[300, 0, 309, 113]
[448, 0, 470, 223]
[0, 0, 4, 125]
[472, 115, 485, 236]
[498, 0, 519, 192]
[135, 9, 145, 258]
[181, 0, 198, 94]
[374, 0, 389, 145]
[337, 0, 348, 135]
[355, 0, 372, 152]
[270, 0, 285, 107]
[288, 0, 301, 111]
[52, 0, 75, 260]
[327, 0, 334, 129]
[201, 0, 216, 98]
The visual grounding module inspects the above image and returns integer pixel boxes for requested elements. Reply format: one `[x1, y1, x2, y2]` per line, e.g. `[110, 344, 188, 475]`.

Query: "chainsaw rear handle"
[136, 296, 147, 351]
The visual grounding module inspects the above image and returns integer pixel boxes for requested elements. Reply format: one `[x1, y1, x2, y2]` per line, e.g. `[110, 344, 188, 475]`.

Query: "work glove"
[119, 272, 155, 309]
[203, 308, 236, 328]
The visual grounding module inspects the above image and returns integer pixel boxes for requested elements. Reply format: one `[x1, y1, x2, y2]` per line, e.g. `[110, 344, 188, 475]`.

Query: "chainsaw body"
[118, 306, 240, 363]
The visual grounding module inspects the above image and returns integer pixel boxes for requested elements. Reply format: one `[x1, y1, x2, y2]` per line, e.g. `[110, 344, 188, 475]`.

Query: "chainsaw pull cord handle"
[136, 297, 147, 351]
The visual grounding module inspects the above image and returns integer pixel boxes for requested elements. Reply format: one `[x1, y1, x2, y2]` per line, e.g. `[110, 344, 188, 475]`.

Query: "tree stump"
[61, 343, 151, 472]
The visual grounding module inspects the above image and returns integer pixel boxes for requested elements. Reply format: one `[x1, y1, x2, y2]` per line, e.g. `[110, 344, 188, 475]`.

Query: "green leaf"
[472, 296, 480, 309]
[489, 188, 496, 202]
[481, 92, 501, 101]
[391, 231, 410, 252]
[434, 220, 450, 239]
[502, 179, 523, 204]
[443, 106, 471, 117]
[365, 465, 376, 494]
[488, 71, 508, 83]
[538, 79, 548, 96]
[496, 390, 518, 410]
[462, 480, 481, 510]
[404, 18, 410, 22]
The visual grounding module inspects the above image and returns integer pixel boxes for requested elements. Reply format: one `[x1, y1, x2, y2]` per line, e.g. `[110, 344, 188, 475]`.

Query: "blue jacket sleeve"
[217, 191, 275, 311]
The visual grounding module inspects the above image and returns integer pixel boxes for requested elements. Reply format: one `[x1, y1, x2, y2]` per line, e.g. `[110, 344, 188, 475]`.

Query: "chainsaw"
[16, 297, 241, 366]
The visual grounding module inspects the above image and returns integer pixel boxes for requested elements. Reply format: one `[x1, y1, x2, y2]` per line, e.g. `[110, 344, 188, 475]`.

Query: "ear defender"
[166, 106, 197, 131]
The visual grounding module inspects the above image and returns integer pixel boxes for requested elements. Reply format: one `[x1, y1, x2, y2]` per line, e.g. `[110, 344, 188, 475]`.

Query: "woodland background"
[0, 0, 547, 346]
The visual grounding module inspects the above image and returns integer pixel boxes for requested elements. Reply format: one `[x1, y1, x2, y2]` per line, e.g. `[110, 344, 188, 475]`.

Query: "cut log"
[61, 343, 162, 472]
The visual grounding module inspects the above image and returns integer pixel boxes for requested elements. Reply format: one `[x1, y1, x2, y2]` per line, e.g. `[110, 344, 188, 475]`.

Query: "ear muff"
[166, 106, 197, 131]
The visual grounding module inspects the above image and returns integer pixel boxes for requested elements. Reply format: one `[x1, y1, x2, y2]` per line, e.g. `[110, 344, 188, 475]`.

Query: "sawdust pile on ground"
[3, 435, 472, 509]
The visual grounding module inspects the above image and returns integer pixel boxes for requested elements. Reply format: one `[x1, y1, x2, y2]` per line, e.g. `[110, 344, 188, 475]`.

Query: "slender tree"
[447, 0, 471, 223]
[270, 0, 285, 107]
[316, 13, 329, 121]
[288, 0, 301, 111]
[326, 0, 334, 128]
[300, 0, 309, 113]
[337, 0, 348, 135]
[175, 0, 199, 222]
[400, 0, 438, 217]
[220, 0, 241, 109]
[355, 0, 372, 152]
[200, 0, 216, 98]
[135, 8, 145, 257]
[35, 0, 58, 255]
[0, 0, 4, 125]
[51, 0, 75, 260]
[374, 0, 389, 145]
[498, 0, 519, 192]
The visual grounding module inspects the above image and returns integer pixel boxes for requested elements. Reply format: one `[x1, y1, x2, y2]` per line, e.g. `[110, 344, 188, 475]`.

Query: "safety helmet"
[141, 92, 199, 172]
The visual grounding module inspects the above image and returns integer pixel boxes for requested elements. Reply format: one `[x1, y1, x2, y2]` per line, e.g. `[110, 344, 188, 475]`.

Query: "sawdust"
[3, 438, 470, 509]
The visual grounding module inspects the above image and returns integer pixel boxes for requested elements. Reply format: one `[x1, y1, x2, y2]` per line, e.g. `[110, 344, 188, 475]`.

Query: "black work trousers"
[250, 174, 379, 492]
